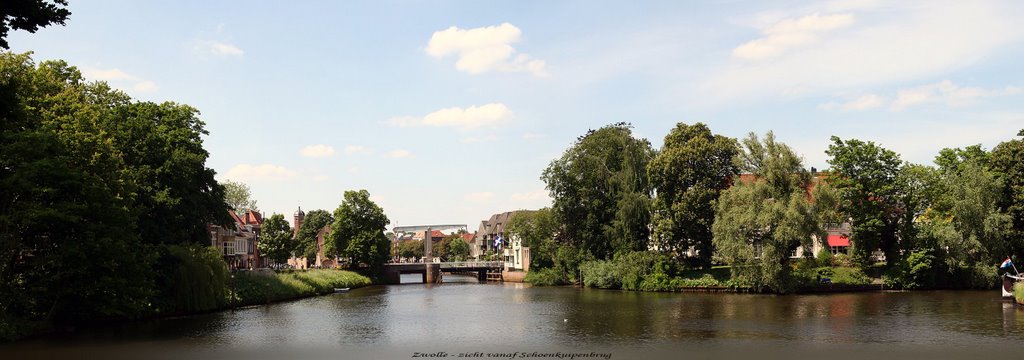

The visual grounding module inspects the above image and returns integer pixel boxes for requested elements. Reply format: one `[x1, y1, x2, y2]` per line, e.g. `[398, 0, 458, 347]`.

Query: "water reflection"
[3, 283, 1024, 356]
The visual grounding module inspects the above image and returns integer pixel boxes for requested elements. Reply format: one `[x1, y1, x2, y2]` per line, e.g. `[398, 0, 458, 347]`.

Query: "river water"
[4, 274, 1024, 359]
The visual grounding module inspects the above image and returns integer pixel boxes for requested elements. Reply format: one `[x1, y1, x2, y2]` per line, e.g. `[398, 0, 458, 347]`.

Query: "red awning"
[827, 234, 850, 247]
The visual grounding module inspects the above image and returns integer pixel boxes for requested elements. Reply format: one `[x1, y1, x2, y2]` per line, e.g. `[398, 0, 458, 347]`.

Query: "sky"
[9, 0, 1024, 231]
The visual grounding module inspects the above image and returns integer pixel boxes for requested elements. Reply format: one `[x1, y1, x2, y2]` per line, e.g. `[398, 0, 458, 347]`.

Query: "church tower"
[293, 206, 305, 237]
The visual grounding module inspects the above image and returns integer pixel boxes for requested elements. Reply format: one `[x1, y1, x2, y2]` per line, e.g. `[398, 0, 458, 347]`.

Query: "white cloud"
[389, 103, 513, 131]
[819, 81, 1020, 111]
[704, 1, 1024, 102]
[312, 175, 329, 182]
[733, 13, 855, 60]
[891, 80, 1021, 110]
[224, 163, 297, 182]
[387, 149, 411, 158]
[82, 68, 139, 81]
[461, 135, 498, 144]
[300, 144, 336, 158]
[208, 41, 244, 56]
[81, 67, 158, 94]
[344, 145, 366, 154]
[463, 192, 496, 203]
[819, 94, 885, 111]
[132, 80, 159, 93]
[522, 132, 547, 140]
[426, 23, 547, 77]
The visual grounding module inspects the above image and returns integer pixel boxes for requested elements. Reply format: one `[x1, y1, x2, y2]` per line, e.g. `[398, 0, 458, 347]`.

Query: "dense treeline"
[515, 122, 1024, 293]
[0, 52, 233, 338]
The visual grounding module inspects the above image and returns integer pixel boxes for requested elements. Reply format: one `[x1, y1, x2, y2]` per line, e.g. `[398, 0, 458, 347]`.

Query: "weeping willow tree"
[542, 123, 655, 262]
[712, 132, 817, 293]
[155, 245, 229, 314]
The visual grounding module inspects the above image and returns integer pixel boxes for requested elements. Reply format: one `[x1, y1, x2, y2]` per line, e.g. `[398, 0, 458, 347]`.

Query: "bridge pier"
[425, 263, 441, 284]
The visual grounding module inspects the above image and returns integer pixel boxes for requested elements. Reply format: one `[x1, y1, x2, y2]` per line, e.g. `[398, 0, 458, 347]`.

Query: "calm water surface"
[4, 274, 1024, 359]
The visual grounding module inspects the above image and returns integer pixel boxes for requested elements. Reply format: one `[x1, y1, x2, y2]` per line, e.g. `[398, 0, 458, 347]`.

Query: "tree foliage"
[295, 209, 332, 263]
[712, 132, 817, 292]
[223, 180, 259, 212]
[990, 130, 1024, 260]
[327, 190, 391, 269]
[398, 240, 424, 262]
[647, 122, 738, 268]
[0, 0, 71, 49]
[258, 214, 293, 264]
[0, 52, 228, 337]
[825, 136, 908, 265]
[445, 236, 470, 262]
[505, 208, 559, 269]
[542, 122, 655, 261]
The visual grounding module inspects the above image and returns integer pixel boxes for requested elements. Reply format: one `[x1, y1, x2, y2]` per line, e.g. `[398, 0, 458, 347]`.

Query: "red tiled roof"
[461, 233, 475, 243]
[827, 234, 850, 247]
[431, 230, 445, 238]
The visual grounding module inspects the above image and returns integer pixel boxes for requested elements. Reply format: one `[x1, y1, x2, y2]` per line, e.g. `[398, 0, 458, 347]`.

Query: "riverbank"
[2, 269, 374, 342]
[231, 269, 373, 307]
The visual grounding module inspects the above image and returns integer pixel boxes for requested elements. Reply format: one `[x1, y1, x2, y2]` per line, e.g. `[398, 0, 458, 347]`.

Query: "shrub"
[816, 248, 834, 267]
[670, 274, 725, 288]
[524, 267, 568, 286]
[832, 253, 856, 268]
[580, 260, 621, 289]
[1015, 282, 1024, 305]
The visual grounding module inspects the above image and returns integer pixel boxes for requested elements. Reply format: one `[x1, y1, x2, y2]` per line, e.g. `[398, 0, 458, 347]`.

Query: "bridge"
[383, 261, 503, 284]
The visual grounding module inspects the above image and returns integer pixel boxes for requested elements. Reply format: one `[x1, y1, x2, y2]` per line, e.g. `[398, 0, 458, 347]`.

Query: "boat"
[334, 288, 350, 293]
[1001, 273, 1022, 299]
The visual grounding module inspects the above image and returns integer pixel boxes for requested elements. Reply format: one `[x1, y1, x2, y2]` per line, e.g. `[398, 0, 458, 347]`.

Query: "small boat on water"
[1000, 257, 1020, 300]
[1002, 274, 1022, 299]
[334, 288, 350, 293]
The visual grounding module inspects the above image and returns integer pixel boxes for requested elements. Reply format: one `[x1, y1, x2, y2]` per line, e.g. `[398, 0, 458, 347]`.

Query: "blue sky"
[10, 0, 1024, 230]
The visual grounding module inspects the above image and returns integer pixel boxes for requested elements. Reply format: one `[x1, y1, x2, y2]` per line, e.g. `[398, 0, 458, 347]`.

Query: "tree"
[222, 180, 258, 212]
[258, 214, 293, 264]
[927, 150, 1013, 271]
[295, 209, 332, 264]
[712, 132, 817, 292]
[398, 240, 424, 262]
[990, 130, 1024, 260]
[542, 122, 655, 262]
[825, 136, 908, 266]
[446, 236, 470, 261]
[327, 190, 391, 269]
[647, 122, 738, 268]
[0, 0, 71, 49]
[505, 208, 559, 269]
[105, 101, 231, 245]
[0, 53, 148, 333]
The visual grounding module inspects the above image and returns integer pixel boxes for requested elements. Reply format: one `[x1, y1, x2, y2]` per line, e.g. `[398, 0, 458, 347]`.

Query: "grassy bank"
[230, 269, 372, 306]
[1015, 282, 1024, 305]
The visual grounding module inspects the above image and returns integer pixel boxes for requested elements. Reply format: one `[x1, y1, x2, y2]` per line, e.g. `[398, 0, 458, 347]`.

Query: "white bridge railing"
[439, 261, 502, 269]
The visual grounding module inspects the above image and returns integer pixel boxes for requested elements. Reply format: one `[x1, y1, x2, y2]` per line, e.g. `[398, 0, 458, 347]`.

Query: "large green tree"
[924, 148, 1013, 271]
[647, 122, 738, 268]
[223, 180, 259, 212]
[326, 190, 391, 269]
[825, 136, 908, 265]
[990, 130, 1024, 260]
[295, 209, 332, 263]
[258, 214, 293, 264]
[505, 208, 559, 269]
[0, 0, 70, 49]
[542, 122, 655, 261]
[1, 52, 227, 335]
[445, 236, 470, 262]
[104, 100, 230, 245]
[712, 132, 817, 292]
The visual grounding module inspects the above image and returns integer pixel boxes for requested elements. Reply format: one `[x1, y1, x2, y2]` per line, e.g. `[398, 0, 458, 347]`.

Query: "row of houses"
[207, 209, 265, 270]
